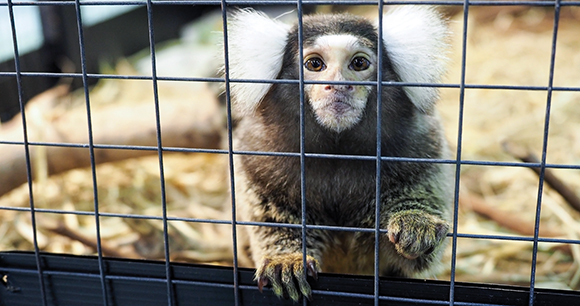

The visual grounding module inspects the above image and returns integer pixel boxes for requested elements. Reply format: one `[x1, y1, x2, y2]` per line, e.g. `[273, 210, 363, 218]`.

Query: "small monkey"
[225, 6, 453, 301]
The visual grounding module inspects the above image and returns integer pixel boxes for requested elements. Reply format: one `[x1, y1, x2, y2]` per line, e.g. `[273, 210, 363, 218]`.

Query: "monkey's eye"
[304, 57, 326, 72]
[350, 56, 371, 71]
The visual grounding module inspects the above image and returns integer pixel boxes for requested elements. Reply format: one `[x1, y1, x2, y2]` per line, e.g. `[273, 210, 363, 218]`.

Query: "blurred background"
[0, 1, 579, 292]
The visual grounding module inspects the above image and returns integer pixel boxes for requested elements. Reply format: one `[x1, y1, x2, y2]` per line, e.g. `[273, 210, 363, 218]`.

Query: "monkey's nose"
[324, 84, 354, 92]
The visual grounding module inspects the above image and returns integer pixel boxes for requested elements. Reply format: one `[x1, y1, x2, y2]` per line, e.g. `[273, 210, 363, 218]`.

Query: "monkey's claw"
[387, 210, 449, 260]
[255, 253, 320, 302]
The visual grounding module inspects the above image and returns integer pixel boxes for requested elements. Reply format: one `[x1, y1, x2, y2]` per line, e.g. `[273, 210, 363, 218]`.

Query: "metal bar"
[295, 0, 309, 304]
[449, 0, 470, 305]
[2, 71, 580, 93]
[218, 2, 241, 304]
[71, 0, 109, 304]
[528, 0, 561, 304]
[142, 1, 175, 305]
[3, 0, 580, 7]
[1, 199, 579, 244]
[5, 0, 49, 305]
[1, 139, 578, 170]
[374, 2, 384, 306]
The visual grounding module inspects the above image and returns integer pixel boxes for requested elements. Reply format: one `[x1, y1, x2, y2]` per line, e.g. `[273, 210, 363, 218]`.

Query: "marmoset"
[225, 6, 453, 301]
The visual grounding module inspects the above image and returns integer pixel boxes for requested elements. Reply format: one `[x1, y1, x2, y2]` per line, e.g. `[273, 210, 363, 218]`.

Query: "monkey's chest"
[244, 154, 381, 225]
[302, 165, 377, 226]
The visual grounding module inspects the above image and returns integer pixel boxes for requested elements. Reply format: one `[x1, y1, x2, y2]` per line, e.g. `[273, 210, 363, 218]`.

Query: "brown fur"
[231, 12, 453, 301]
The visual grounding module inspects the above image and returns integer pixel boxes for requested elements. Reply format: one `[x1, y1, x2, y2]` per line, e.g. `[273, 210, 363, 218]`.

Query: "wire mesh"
[1, 0, 580, 305]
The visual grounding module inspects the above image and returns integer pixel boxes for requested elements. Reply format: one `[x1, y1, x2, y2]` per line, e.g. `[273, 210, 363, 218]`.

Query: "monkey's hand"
[387, 210, 449, 260]
[255, 253, 321, 301]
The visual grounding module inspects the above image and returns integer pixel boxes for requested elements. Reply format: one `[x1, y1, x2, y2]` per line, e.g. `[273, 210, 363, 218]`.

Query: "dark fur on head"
[239, 12, 446, 221]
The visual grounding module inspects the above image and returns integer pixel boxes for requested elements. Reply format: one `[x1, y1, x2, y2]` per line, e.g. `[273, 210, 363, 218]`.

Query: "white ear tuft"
[381, 6, 450, 112]
[224, 9, 291, 115]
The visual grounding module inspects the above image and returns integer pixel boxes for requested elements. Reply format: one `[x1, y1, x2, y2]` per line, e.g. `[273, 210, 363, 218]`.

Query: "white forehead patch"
[306, 34, 366, 55]
[313, 34, 359, 50]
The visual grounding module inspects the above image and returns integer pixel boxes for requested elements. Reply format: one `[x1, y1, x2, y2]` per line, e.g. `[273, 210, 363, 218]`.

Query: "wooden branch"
[0, 84, 224, 197]
[460, 191, 573, 254]
[502, 141, 580, 213]
[46, 224, 132, 258]
[459, 191, 563, 238]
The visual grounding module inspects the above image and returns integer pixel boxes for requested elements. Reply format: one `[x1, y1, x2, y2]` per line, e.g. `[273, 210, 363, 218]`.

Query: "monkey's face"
[303, 34, 376, 133]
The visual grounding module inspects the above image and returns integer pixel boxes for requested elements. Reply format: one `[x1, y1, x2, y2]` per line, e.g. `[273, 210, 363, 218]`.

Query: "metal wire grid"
[0, 0, 579, 305]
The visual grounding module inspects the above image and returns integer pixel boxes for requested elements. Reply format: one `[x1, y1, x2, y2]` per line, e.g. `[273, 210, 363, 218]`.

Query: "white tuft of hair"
[224, 9, 291, 115]
[381, 6, 450, 112]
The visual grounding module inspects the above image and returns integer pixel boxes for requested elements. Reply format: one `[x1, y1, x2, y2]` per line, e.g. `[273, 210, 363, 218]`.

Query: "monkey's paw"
[387, 210, 449, 260]
[255, 253, 321, 301]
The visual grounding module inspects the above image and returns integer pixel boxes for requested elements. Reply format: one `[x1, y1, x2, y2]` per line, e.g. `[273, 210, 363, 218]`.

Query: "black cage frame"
[1, 0, 580, 306]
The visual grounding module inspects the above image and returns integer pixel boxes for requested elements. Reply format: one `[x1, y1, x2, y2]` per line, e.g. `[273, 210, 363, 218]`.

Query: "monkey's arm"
[237, 171, 324, 302]
[245, 207, 324, 302]
[248, 222, 322, 301]
[381, 184, 450, 263]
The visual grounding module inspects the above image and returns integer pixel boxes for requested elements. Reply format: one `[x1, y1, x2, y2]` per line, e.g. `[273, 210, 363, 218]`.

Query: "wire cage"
[1, 0, 580, 305]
